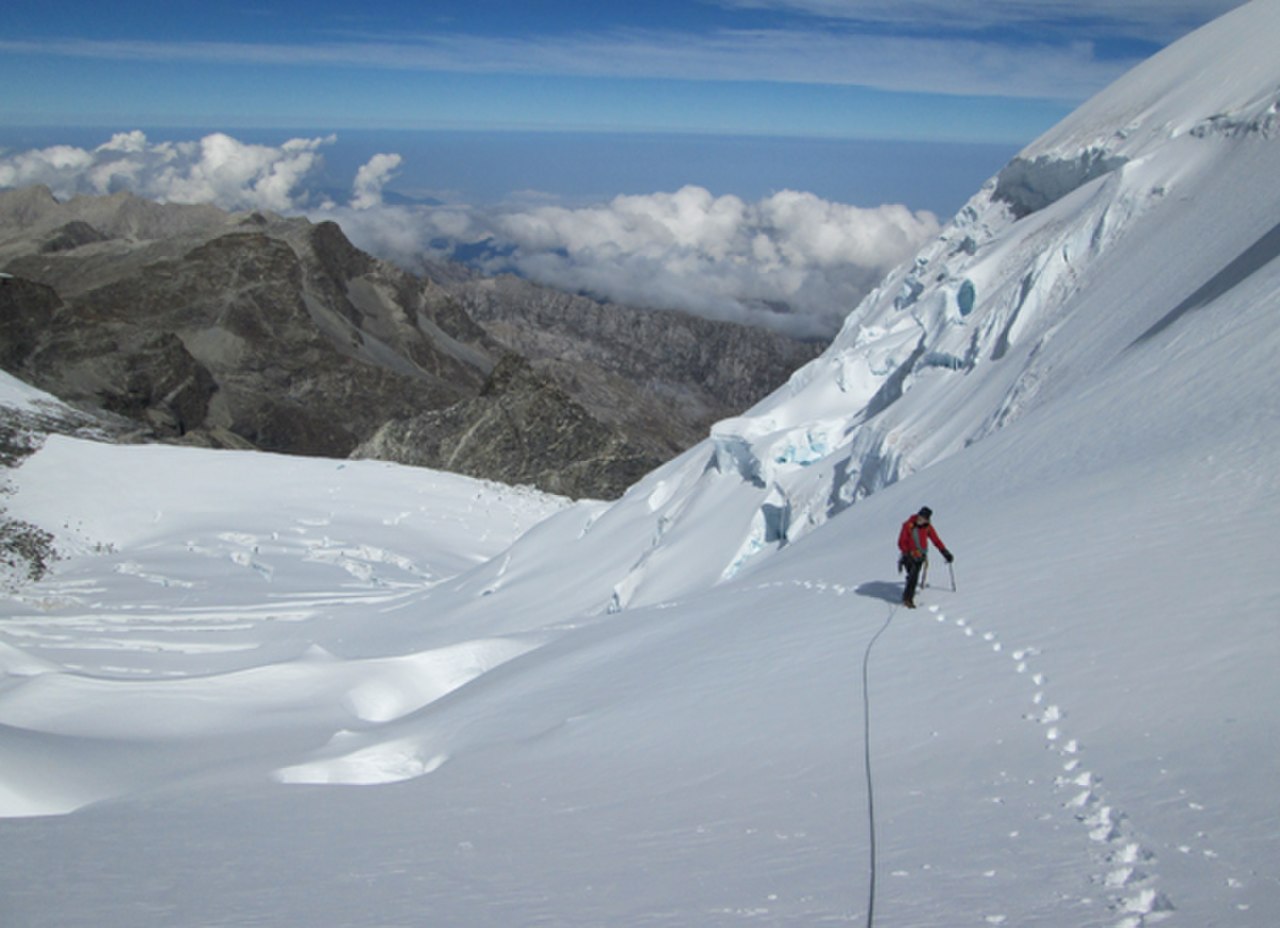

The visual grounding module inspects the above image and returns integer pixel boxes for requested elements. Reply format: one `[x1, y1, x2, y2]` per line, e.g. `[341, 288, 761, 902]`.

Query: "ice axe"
[921, 556, 956, 592]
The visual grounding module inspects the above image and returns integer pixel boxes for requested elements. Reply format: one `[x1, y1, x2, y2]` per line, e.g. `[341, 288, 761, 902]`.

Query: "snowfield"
[2, 2, 1279, 926]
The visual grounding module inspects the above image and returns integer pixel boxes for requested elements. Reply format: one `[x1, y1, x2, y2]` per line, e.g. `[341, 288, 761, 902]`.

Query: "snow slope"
[2, 2, 1279, 926]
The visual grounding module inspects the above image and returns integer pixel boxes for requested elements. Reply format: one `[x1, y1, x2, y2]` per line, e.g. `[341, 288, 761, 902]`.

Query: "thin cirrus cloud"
[715, 0, 1245, 42]
[0, 131, 940, 337]
[0, 1, 1246, 132]
[1, 27, 1134, 102]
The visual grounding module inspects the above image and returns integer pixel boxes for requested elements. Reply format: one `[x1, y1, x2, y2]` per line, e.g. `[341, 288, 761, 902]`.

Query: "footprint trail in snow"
[924, 603, 1175, 928]
[779, 578, 1180, 927]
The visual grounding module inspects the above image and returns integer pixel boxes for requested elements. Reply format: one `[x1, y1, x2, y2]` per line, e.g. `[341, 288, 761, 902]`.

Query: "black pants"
[902, 555, 925, 604]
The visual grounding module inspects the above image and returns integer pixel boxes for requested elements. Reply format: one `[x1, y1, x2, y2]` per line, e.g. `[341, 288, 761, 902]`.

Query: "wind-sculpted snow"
[0, 435, 569, 816]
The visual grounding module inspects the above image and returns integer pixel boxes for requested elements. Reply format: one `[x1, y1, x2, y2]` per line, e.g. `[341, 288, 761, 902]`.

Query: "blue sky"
[0, 0, 1245, 143]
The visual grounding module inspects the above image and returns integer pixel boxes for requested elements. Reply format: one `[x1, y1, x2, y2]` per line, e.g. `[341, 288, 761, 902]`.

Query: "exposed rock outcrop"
[356, 354, 659, 500]
[445, 275, 822, 456]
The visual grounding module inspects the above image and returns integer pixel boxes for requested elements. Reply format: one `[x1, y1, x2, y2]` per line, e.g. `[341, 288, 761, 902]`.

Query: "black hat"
[918, 506, 933, 519]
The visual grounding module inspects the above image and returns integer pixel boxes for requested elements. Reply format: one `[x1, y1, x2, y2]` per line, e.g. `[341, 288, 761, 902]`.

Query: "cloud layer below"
[0, 131, 941, 337]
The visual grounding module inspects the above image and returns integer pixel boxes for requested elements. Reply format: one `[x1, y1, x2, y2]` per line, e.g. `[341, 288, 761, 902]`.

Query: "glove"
[942, 549, 954, 564]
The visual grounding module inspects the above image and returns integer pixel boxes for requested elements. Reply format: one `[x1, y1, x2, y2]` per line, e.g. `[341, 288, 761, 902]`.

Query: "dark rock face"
[356, 354, 660, 500]
[445, 276, 823, 458]
[98, 332, 218, 436]
[40, 221, 110, 254]
[0, 276, 61, 371]
[0, 187, 822, 498]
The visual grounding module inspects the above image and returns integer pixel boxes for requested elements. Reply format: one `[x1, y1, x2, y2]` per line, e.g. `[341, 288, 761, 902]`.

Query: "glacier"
[1, 3, 1279, 926]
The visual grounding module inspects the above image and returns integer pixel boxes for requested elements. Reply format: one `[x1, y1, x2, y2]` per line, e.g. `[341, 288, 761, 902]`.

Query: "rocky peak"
[310, 220, 377, 280]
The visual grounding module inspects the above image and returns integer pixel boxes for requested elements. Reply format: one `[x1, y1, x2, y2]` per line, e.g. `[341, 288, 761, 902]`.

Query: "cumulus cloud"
[324, 185, 938, 337]
[0, 130, 334, 212]
[351, 153, 403, 210]
[1, 131, 939, 337]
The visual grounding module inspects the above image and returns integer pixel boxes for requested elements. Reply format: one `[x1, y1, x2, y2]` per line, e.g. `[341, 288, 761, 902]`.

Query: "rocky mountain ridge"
[447, 274, 819, 457]
[0, 186, 819, 498]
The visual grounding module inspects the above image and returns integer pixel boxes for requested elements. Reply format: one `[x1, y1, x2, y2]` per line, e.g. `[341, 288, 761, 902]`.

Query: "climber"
[897, 506, 953, 608]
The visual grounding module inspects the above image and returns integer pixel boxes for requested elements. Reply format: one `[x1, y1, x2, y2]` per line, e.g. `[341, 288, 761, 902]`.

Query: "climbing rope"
[860, 604, 897, 928]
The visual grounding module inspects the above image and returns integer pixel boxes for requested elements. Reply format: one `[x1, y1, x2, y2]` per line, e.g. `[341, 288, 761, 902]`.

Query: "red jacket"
[899, 516, 945, 559]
